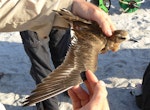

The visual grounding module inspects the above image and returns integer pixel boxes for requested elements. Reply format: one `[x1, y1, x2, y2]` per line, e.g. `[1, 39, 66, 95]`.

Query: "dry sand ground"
[0, 0, 150, 110]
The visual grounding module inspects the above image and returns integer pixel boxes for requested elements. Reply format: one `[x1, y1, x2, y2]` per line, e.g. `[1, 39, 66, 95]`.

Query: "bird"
[23, 9, 129, 106]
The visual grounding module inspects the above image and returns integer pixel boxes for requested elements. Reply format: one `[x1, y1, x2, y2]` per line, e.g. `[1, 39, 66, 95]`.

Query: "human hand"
[68, 70, 110, 110]
[72, 0, 115, 37]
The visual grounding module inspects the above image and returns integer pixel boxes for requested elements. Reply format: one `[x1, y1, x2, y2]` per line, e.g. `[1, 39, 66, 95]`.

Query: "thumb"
[90, 81, 109, 109]
[92, 81, 107, 100]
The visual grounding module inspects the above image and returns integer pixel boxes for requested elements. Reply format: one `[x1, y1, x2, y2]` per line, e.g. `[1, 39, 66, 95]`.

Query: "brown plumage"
[23, 9, 129, 106]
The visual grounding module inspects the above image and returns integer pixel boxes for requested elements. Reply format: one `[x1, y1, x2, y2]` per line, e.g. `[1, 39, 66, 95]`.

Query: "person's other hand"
[72, 0, 115, 37]
[68, 70, 110, 110]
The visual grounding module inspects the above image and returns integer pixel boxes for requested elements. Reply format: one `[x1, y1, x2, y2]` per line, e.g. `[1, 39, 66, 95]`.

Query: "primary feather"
[23, 9, 129, 106]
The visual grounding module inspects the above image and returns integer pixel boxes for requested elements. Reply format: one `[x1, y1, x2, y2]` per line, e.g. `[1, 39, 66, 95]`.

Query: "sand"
[0, 0, 149, 110]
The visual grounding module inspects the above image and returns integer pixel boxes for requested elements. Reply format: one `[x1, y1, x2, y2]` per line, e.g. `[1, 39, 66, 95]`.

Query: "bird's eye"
[118, 37, 126, 40]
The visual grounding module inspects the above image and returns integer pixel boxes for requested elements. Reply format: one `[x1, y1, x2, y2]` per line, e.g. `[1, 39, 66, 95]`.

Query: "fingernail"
[107, 30, 112, 36]
[99, 81, 106, 86]
[80, 71, 87, 81]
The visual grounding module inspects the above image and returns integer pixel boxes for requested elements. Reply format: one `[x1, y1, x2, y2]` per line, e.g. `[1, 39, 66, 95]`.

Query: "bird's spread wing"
[22, 44, 85, 106]
[23, 37, 99, 106]
[23, 9, 100, 106]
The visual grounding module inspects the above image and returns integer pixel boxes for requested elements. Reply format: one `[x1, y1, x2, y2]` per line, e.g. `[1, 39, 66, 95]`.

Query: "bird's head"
[110, 30, 129, 43]
[101, 30, 129, 53]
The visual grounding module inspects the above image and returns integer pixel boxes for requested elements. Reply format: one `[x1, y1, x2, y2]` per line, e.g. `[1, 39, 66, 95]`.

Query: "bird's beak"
[128, 38, 138, 42]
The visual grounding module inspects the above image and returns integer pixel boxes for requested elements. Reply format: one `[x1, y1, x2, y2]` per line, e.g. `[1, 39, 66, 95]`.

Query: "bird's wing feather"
[23, 44, 85, 106]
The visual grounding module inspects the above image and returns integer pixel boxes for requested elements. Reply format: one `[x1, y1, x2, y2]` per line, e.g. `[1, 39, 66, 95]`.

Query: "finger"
[84, 70, 99, 96]
[99, 14, 115, 37]
[104, 13, 115, 30]
[86, 70, 99, 87]
[68, 87, 82, 109]
[107, 17, 116, 31]
[71, 85, 89, 106]
[102, 99, 110, 110]
[94, 10, 115, 37]
[93, 81, 110, 110]
[90, 81, 109, 109]
[93, 81, 107, 100]
[81, 81, 109, 110]
[101, 20, 113, 37]
[110, 23, 116, 32]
